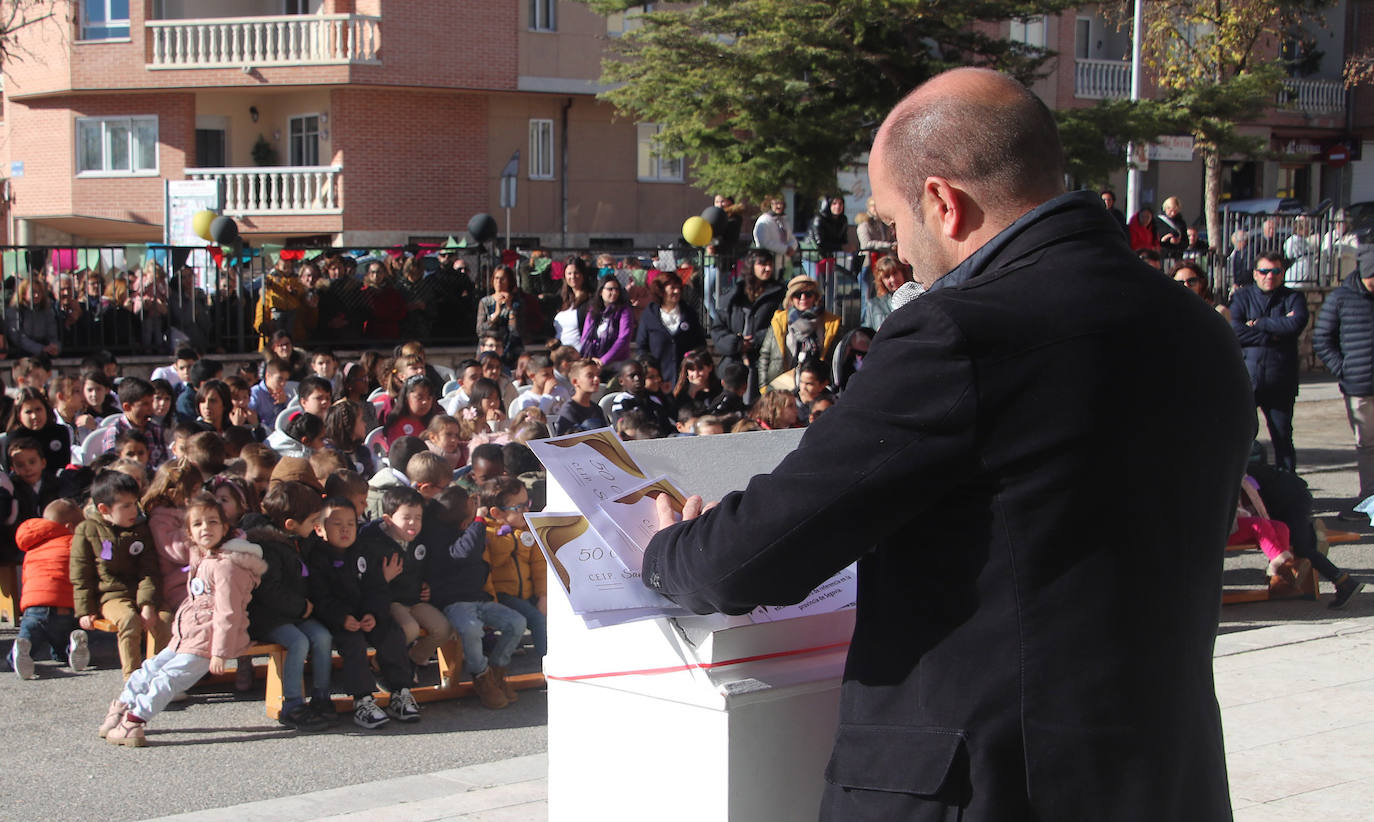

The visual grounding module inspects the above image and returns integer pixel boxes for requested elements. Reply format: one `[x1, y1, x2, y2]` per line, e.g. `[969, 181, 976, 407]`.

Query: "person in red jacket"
[9, 499, 88, 679]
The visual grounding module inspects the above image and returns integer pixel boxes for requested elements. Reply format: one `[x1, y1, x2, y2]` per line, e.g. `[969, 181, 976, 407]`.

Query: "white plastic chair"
[97, 414, 123, 428]
[599, 393, 620, 426]
[441, 379, 461, 397]
[367, 387, 388, 402]
[362, 426, 389, 467]
[432, 364, 456, 382]
[80, 428, 108, 466]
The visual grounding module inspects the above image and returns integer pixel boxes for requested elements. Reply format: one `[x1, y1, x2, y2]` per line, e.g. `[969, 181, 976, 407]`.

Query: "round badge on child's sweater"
[403, 423, 414, 435]
[49, 439, 61, 452]
[357, 556, 367, 574]
[520, 531, 535, 547]
[190, 578, 206, 596]
[414, 544, 427, 561]
[129, 541, 145, 555]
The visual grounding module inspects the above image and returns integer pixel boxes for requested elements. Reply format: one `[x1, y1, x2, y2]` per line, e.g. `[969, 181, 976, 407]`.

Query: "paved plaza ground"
[2, 376, 1372, 820]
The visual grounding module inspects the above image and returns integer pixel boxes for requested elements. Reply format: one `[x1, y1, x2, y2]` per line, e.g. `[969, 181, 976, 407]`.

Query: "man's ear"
[922, 176, 963, 239]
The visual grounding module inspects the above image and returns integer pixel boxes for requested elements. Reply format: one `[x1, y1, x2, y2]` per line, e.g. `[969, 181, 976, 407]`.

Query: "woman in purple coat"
[579, 274, 634, 369]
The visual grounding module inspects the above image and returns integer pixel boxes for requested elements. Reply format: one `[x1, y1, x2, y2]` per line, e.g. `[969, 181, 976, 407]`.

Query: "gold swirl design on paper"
[547, 431, 645, 478]
[532, 515, 587, 591]
[615, 479, 686, 511]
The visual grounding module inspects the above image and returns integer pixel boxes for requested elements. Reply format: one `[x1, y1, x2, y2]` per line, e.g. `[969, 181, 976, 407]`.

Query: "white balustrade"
[1279, 78, 1346, 115]
[147, 14, 380, 69]
[1074, 58, 1131, 100]
[184, 166, 343, 215]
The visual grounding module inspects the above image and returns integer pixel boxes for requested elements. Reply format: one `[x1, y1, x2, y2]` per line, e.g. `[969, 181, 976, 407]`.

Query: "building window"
[608, 3, 653, 36]
[82, 0, 130, 40]
[637, 123, 682, 182]
[1009, 16, 1047, 49]
[530, 0, 556, 32]
[77, 116, 157, 175]
[289, 114, 320, 166]
[529, 119, 554, 180]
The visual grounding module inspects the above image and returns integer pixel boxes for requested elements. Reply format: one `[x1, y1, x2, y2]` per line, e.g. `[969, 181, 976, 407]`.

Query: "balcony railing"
[147, 14, 381, 69]
[1278, 78, 1346, 115]
[1074, 58, 1130, 99]
[185, 165, 343, 215]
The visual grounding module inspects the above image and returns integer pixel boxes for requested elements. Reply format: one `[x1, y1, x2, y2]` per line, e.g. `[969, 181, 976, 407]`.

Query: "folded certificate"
[525, 511, 684, 616]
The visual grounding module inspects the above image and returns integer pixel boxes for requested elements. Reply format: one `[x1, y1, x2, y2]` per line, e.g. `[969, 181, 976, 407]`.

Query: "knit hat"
[269, 456, 323, 493]
[785, 275, 820, 303]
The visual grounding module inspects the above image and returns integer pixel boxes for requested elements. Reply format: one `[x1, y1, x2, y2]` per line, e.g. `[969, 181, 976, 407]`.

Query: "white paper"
[750, 564, 858, 623]
[525, 511, 678, 614]
[528, 428, 648, 513]
[594, 476, 687, 574]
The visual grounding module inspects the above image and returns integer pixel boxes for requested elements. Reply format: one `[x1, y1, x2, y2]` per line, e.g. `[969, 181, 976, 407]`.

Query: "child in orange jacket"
[9, 499, 88, 679]
[478, 477, 546, 659]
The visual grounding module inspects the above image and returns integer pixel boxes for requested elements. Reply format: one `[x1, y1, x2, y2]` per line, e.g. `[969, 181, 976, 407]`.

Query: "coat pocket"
[824, 724, 967, 796]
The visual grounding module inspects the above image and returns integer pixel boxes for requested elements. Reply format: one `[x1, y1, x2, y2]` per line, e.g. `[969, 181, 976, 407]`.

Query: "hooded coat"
[16, 518, 75, 611]
[167, 538, 267, 659]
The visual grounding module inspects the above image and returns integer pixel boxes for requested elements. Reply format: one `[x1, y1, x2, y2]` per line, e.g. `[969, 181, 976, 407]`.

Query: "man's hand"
[655, 493, 709, 532]
[344, 615, 361, 632]
[359, 614, 376, 632]
[382, 553, 403, 582]
[209, 656, 227, 675]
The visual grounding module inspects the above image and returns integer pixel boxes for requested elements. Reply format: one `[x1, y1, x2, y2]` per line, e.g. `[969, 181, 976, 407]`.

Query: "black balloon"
[468, 213, 498, 244]
[701, 206, 728, 238]
[209, 215, 240, 245]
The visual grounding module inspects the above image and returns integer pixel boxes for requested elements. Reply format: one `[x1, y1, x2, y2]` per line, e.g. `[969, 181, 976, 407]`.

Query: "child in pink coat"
[101, 492, 267, 747]
[1227, 475, 1310, 585]
[144, 459, 206, 614]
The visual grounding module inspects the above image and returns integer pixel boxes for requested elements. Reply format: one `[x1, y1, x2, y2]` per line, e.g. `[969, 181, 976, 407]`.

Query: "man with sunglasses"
[1231, 252, 1308, 472]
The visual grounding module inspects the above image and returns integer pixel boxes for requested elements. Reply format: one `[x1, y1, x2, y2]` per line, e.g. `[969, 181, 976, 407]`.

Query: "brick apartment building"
[1, 1, 1372, 254]
[0, 0, 709, 250]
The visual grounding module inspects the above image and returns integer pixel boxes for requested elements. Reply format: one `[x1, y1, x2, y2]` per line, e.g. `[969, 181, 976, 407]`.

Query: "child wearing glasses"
[478, 477, 546, 660]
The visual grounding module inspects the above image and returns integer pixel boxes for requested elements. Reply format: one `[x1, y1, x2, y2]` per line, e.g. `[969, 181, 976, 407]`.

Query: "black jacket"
[809, 212, 849, 256]
[643, 192, 1251, 821]
[304, 535, 394, 632]
[423, 520, 492, 607]
[634, 301, 707, 386]
[354, 520, 425, 606]
[245, 524, 313, 639]
[1230, 282, 1309, 397]
[1313, 271, 1374, 396]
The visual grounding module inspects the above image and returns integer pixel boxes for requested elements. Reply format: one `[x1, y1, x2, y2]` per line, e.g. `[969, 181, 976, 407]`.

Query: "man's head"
[1100, 190, 1116, 210]
[869, 68, 1065, 287]
[1254, 253, 1286, 292]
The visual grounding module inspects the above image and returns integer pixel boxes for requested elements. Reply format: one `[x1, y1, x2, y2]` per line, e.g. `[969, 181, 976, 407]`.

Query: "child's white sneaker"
[10, 637, 35, 680]
[67, 630, 90, 672]
[353, 696, 389, 729]
[385, 688, 421, 723]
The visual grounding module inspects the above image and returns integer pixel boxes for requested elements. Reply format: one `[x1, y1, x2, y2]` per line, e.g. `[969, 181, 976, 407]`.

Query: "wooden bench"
[88, 618, 543, 718]
[1222, 526, 1360, 605]
[0, 564, 19, 624]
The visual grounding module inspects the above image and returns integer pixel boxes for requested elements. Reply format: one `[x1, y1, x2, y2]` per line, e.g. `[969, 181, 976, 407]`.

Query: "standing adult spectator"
[1227, 229, 1257, 290]
[133, 261, 171, 353]
[1283, 215, 1318, 286]
[1171, 260, 1230, 322]
[709, 249, 785, 401]
[752, 195, 798, 271]
[6, 276, 62, 357]
[169, 267, 213, 353]
[100, 275, 142, 353]
[861, 255, 916, 330]
[478, 265, 539, 364]
[808, 196, 851, 266]
[857, 195, 897, 301]
[1232, 252, 1308, 473]
[553, 257, 594, 349]
[633, 270, 706, 387]
[361, 259, 406, 342]
[642, 68, 1249, 820]
[1312, 246, 1374, 518]
[397, 257, 438, 340]
[54, 273, 89, 352]
[213, 266, 255, 353]
[254, 257, 305, 351]
[578, 274, 634, 369]
[316, 254, 364, 343]
[1157, 196, 1188, 262]
[1127, 204, 1160, 252]
[1100, 189, 1128, 235]
[430, 246, 476, 343]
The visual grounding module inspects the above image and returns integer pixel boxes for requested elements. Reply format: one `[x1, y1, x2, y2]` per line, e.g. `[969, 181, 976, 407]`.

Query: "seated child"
[479, 350, 520, 409]
[464, 378, 511, 448]
[355, 481, 452, 668]
[609, 360, 671, 433]
[145, 459, 205, 615]
[150, 379, 177, 432]
[112, 429, 152, 466]
[71, 471, 170, 677]
[456, 443, 508, 494]
[794, 360, 836, 421]
[225, 376, 265, 435]
[5, 387, 72, 473]
[11, 356, 51, 395]
[186, 431, 227, 478]
[100, 493, 268, 747]
[238, 443, 280, 500]
[244, 481, 334, 731]
[310, 348, 342, 396]
[552, 359, 608, 436]
[508, 353, 568, 419]
[81, 369, 120, 420]
[249, 357, 293, 428]
[478, 477, 547, 659]
[382, 374, 438, 446]
[425, 486, 526, 709]
[222, 425, 256, 460]
[324, 469, 369, 524]
[9, 436, 60, 523]
[49, 374, 97, 442]
[99, 377, 169, 468]
[10, 499, 89, 679]
[310, 449, 350, 488]
[422, 414, 468, 471]
[176, 358, 223, 425]
[1229, 475, 1308, 586]
[707, 363, 750, 418]
[168, 420, 200, 462]
[365, 436, 429, 519]
[267, 411, 324, 458]
[307, 495, 419, 728]
[294, 376, 334, 426]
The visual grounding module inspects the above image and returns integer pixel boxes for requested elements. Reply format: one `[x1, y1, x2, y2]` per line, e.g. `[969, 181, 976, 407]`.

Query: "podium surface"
[545, 430, 853, 822]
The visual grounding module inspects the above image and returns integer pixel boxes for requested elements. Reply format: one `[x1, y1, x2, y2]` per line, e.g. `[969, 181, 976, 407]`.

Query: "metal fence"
[1207, 210, 1359, 295]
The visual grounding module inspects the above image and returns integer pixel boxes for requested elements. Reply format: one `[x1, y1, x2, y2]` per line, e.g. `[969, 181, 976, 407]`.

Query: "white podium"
[545, 430, 853, 822]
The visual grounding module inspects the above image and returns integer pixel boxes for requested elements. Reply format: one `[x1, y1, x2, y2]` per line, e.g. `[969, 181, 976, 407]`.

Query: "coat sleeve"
[1229, 293, 1271, 346]
[1312, 293, 1344, 377]
[70, 522, 100, 616]
[642, 299, 979, 614]
[1249, 292, 1309, 338]
[255, 546, 309, 621]
[6, 307, 46, 356]
[756, 327, 783, 386]
[709, 305, 743, 358]
[602, 308, 634, 363]
[210, 564, 241, 659]
[306, 553, 350, 631]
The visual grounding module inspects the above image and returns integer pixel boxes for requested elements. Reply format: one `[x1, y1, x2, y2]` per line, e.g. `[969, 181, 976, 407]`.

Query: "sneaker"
[491, 665, 518, 703]
[385, 688, 421, 723]
[98, 698, 128, 739]
[310, 696, 339, 722]
[1337, 506, 1368, 523]
[1330, 576, 1366, 610]
[10, 637, 34, 680]
[67, 630, 90, 672]
[473, 667, 509, 710]
[278, 703, 331, 732]
[106, 713, 147, 747]
[353, 695, 390, 729]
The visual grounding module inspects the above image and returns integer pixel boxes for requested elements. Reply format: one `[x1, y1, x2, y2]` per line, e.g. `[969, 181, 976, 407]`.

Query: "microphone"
[890, 281, 927, 311]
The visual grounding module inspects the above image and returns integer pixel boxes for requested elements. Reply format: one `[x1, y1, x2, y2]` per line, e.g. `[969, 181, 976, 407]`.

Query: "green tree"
[578, 0, 1082, 203]
[1055, 98, 1181, 188]
[1114, 0, 1334, 248]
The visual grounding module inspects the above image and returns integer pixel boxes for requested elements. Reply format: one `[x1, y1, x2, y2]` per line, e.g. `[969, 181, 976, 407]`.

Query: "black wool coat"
[644, 192, 1253, 821]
